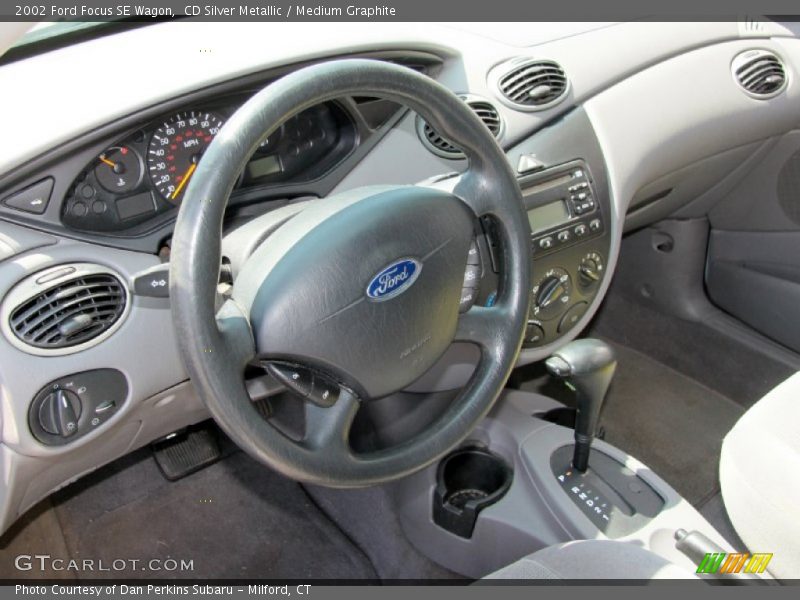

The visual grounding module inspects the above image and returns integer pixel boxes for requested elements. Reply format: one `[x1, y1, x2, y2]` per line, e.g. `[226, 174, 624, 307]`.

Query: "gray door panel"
[705, 131, 800, 352]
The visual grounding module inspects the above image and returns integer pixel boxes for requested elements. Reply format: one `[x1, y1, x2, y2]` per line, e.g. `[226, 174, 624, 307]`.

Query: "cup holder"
[433, 446, 513, 538]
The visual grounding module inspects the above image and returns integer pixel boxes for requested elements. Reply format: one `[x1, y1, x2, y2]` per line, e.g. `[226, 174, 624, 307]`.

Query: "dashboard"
[1, 19, 800, 536]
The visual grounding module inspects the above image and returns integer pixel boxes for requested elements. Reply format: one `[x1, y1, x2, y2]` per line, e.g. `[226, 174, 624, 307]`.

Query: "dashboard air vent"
[732, 49, 787, 99]
[496, 59, 569, 110]
[3, 264, 128, 354]
[418, 95, 503, 159]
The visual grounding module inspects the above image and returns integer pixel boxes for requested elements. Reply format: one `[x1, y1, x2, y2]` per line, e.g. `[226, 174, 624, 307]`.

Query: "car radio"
[523, 162, 605, 256]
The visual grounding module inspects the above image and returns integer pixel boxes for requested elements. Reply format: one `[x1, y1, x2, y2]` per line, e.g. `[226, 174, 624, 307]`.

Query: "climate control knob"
[578, 252, 604, 290]
[532, 268, 572, 320]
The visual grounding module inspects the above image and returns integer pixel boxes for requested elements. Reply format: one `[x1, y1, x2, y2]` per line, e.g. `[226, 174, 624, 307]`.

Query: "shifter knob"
[545, 339, 616, 472]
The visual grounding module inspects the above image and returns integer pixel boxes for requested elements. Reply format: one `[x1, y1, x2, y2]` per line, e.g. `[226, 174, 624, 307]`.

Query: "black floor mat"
[48, 449, 377, 579]
[515, 342, 744, 507]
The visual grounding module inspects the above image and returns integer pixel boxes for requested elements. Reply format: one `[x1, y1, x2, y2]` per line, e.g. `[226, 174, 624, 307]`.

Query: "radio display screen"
[528, 199, 570, 234]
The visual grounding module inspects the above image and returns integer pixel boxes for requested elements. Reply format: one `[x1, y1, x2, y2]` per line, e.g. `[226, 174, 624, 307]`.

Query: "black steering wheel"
[169, 59, 531, 487]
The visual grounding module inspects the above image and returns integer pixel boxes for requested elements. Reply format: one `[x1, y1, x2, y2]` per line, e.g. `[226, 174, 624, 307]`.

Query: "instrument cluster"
[61, 101, 355, 235]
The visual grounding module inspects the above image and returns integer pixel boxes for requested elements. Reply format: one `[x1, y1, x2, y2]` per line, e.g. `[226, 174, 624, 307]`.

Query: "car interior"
[0, 19, 798, 583]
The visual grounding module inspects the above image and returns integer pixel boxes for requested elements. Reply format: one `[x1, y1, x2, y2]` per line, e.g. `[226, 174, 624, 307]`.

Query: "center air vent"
[1, 264, 128, 356]
[494, 58, 569, 111]
[417, 95, 503, 159]
[732, 49, 787, 99]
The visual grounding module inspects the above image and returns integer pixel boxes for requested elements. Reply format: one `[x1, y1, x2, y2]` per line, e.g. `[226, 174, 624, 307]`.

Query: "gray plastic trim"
[393, 389, 736, 579]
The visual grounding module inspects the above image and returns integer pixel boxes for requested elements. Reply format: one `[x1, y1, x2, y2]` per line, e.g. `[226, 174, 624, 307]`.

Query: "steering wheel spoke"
[302, 388, 360, 454]
[455, 304, 509, 352]
[215, 298, 256, 367]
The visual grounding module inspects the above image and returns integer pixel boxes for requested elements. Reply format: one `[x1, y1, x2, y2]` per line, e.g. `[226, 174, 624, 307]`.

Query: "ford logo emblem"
[366, 258, 422, 301]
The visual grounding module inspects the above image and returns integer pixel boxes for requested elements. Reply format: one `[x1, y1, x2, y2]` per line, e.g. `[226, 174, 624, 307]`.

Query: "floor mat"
[515, 342, 744, 507]
[590, 291, 793, 408]
[47, 449, 377, 579]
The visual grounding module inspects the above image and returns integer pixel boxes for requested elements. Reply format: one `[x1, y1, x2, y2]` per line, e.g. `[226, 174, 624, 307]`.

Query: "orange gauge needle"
[171, 162, 197, 200]
[99, 155, 116, 168]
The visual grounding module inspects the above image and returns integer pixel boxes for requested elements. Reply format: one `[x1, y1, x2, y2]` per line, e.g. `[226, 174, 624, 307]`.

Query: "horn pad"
[244, 187, 474, 399]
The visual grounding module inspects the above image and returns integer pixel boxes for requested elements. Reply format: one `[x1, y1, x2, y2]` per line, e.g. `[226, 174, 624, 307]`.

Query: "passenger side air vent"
[1, 264, 128, 355]
[495, 58, 569, 110]
[732, 49, 787, 99]
[417, 95, 503, 159]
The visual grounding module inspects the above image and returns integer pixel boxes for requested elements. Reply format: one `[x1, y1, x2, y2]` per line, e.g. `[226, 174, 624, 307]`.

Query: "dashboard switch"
[39, 389, 82, 438]
[2, 178, 53, 215]
[28, 369, 128, 446]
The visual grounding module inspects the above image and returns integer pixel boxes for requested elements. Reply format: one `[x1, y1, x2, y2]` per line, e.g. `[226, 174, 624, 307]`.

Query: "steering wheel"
[169, 59, 531, 487]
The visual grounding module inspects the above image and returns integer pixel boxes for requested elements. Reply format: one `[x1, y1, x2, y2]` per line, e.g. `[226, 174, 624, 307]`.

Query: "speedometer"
[147, 110, 224, 203]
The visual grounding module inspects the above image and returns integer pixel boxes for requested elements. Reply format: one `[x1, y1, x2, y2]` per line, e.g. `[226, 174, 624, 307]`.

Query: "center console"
[519, 160, 610, 348]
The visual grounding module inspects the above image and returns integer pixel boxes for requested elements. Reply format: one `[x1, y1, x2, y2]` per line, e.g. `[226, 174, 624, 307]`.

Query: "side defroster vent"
[1, 264, 129, 355]
[732, 49, 787, 99]
[494, 58, 569, 110]
[417, 95, 504, 159]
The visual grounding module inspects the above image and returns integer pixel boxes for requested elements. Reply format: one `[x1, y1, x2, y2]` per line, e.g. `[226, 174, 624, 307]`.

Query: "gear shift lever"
[545, 339, 616, 472]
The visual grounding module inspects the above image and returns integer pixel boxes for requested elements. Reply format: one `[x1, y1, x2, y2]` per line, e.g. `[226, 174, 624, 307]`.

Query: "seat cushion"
[720, 372, 800, 580]
[482, 540, 696, 580]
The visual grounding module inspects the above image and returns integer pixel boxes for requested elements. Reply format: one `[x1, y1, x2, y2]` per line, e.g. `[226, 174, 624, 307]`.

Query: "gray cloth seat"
[720, 372, 800, 581]
[482, 539, 697, 580]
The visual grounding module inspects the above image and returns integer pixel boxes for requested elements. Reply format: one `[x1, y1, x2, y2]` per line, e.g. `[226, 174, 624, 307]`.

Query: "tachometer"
[147, 110, 224, 202]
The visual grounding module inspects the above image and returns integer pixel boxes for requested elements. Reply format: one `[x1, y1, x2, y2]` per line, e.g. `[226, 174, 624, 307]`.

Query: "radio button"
[557, 230, 571, 243]
[589, 218, 602, 232]
[574, 224, 588, 237]
[539, 237, 554, 250]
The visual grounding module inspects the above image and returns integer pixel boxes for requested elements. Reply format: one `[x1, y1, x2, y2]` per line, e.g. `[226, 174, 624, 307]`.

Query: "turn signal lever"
[545, 339, 616, 472]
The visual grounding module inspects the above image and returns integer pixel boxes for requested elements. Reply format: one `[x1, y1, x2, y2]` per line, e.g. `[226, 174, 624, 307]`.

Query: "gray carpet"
[590, 292, 793, 408]
[1, 448, 377, 580]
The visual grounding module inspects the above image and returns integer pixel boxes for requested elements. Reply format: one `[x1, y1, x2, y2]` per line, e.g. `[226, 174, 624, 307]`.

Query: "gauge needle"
[171, 163, 197, 200]
[99, 155, 116, 168]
